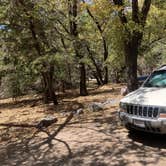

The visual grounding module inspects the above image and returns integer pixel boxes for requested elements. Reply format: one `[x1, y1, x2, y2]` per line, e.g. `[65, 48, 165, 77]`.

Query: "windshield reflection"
[143, 70, 166, 88]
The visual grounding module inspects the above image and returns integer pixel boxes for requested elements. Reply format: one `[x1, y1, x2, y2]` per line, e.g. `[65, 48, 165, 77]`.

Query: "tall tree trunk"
[94, 74, 102, 86]
[68, 0, 88, 96]
[103, 37, 109, 84]
[42, 64, 58, 105]
[0, 77, 1, 87]
[103, 66, 108, 84]
[74, 44, 88, 96]
[61, 38, 73, 87]
[112, 0, 151, 92]
[125, 31, 143, 92]
[79, 62, 88, 95]
[124, 42, 138, 91]
[95, 69, 104, 85]
[17, 0, 58, 104]
[83, 2, 109, 84]
[86, 45, 104, 85]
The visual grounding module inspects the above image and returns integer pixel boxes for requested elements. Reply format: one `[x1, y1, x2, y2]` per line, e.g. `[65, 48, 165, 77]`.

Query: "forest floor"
[0, 83, 166, 166]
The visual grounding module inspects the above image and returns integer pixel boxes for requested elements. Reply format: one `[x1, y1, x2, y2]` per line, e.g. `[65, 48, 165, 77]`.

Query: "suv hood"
[120, 87, 166, 106]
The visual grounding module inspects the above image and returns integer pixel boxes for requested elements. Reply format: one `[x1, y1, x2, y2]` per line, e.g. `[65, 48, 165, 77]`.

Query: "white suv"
[119, 65, 166, 134]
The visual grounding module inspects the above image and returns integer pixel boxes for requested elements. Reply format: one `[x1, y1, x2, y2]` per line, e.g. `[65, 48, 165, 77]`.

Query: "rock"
[89, 102, 104, 112]
[121, 87, 128, 96]
[75, 108, 84, 115]
[48, 103, 54, 106]
[102, 99, 119, 106]
[36, 116, 58, 129]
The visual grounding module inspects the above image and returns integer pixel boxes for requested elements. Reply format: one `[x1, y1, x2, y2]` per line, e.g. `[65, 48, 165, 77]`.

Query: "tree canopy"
[0, 0, 165, 102]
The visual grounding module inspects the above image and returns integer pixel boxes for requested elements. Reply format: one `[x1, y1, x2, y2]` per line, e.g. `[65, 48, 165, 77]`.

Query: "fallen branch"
[0, 117, 58, 129]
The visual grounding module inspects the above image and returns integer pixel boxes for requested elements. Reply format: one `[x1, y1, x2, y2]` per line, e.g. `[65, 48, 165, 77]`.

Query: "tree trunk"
[104, 66, 108, 84]
[95, 68, 104, 85]
[67, 63, 72, 88]
[83, 3, 109, 85]
[86, 45, 104, 85]
[79, 62, 88, 96]
[125, 46, 138, 92]
[42, 65, 58, 105]
[68, 0, 88, 96]
[0, 77, 1, 87]
[94, 74, 102, 86]
[124, 32, 142, 92]
[103, 37, 109, 84]
[112, 0, 151, 92]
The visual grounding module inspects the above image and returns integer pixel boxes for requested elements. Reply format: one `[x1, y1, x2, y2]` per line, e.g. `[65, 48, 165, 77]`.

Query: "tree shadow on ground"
[1, 109, 166, 166]
[67, 110, 166, 165]
[128, 130, 166, 149]
[0, 120, 74, 166]
[0, 98, 42, 110]
[89, 88, 121, 97]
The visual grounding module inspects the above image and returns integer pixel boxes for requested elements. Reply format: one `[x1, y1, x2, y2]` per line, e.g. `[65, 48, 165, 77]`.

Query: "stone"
[89, 102, 104, 112]
[75, 108, 84, 115]
[36, 116, 58, 129]
[121, 87, 128, 96]
[48, 103, 54, 106]
[102, 98, 119, 106]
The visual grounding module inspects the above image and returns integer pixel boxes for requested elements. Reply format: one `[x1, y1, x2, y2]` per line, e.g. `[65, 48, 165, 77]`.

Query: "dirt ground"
[0, 84, 166, 166]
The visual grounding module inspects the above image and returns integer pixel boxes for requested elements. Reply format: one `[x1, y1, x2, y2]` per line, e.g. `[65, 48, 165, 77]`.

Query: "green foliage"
[0, 0, 166, 98]
[139, 3, 166, 73]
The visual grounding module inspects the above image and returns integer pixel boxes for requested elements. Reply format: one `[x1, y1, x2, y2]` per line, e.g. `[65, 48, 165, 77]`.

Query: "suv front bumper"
[119, 111, 166, 134]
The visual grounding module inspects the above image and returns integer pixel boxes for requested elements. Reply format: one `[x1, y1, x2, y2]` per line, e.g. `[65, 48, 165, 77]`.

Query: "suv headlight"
[159, 107, 166, 118]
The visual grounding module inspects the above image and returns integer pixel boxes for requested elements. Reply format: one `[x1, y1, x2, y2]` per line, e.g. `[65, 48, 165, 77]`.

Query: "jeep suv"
[119, 65, 166, 134]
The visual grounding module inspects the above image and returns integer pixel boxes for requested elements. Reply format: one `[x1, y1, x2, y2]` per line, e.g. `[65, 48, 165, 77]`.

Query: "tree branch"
[132, 0, 140, 23]
[56, 19, 70, 34]
[112, 0, 127, 24]
[82, 0, 103, 33]
[141, 0, 151, 26]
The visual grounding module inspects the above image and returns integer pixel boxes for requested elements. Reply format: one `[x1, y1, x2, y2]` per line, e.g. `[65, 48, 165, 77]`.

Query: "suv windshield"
[143, 70, 166, 88]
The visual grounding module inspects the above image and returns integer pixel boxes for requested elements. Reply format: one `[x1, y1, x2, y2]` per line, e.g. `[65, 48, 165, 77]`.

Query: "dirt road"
[0, 84, 166, 166]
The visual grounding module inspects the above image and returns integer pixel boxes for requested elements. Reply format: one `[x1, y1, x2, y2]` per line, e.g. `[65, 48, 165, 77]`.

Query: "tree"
[68, 0, 88, 96]
[0, 0, 58, 104]
[0, 0, 165, 101]
[138, 1, 166, 74]
[112, 0, 152, 91]
[82, 0, 113, 84]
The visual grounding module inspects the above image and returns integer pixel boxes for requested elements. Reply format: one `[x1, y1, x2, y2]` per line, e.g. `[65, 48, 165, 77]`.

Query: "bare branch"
[56, 19, 70, 34]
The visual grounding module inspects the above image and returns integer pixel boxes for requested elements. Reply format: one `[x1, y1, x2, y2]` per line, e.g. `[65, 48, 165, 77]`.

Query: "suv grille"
[126, 104, 159, 118]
